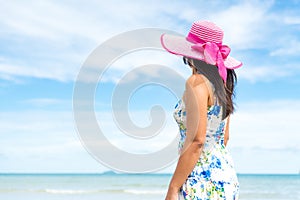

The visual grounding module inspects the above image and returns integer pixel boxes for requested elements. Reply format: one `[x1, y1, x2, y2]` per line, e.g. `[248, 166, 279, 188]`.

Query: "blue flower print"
[208, 105, 221, 116]
[200, 170, 211, 179]
[189, 178, 197, 186]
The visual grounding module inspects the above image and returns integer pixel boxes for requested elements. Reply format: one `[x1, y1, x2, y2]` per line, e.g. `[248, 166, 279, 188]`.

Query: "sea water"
[0, 172, 299, 200]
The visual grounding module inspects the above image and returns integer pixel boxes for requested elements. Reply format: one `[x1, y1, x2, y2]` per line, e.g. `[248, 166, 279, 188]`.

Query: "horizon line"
[0, 171, 299, 176]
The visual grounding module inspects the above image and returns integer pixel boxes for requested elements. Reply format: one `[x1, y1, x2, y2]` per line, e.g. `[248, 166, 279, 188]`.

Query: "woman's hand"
[165, 186, 179, 200]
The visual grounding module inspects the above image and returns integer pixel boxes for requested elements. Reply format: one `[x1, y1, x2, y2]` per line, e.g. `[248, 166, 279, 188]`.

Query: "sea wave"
[0, 188, 166, 195]
[124, 189, 166, 195]
[40, 189, 166, 195]
[44, 189, 100, 194]
[43, 188, 166, 195]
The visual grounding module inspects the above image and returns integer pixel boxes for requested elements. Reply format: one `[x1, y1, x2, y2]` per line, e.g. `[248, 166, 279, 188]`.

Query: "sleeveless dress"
[173, 88, 239, 200]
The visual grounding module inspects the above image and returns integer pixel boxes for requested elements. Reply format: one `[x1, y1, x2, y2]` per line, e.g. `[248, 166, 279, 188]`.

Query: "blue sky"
[1, 0, 300, 174]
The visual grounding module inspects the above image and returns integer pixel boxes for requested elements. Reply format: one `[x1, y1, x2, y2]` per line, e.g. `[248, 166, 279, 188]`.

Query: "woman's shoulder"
[185, 74, 214, 102]
[186, 74, 208, 88]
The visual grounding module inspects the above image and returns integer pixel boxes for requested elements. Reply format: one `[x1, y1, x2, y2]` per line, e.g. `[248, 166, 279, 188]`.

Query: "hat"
[160, 20, 242, 82]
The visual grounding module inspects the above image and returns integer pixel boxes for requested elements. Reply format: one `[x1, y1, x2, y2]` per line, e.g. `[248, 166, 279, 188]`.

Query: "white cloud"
[0, 111, 72, 135]
[228, 99, 300, 173]
[0, 72, 24, 83]
[1, 98, 300, 173]
[1, 0, 186, 83]
[22, 98, 68, 107]
[95, 110, 179, 154]
[0, 108, 180, 172]
[270, 39, 300, 56]
[0, 62, 77, 82]
[236, 64, 292, 83]
[100, 50, 189, 84]
[231, 146, 300, 174]
[73, 42, 191, 84]
[0, 1, 106, 42]
[210, 1, 273, 48]
[0, 0, 289, 83]
[235, 45, 300, 83]
[283, 15, 300, 25]
[0, 110, 104, 172]
[230, 100, 300, 150]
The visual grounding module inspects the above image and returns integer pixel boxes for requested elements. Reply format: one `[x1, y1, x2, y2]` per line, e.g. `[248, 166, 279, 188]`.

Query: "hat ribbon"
[191, 41, 231, 82]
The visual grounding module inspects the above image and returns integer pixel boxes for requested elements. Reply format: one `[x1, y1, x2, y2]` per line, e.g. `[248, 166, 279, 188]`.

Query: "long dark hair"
[183, 57, 237, 119]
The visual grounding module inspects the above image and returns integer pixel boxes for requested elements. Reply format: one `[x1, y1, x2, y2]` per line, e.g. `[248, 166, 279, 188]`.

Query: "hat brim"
[160, 34, 242, 69]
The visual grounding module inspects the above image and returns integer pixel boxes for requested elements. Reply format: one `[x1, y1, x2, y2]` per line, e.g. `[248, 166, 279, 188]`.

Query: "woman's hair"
[183, 57, 237, 119]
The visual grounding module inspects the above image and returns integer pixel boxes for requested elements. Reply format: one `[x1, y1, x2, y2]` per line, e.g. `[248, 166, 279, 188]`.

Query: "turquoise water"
[0, 173, 299, 200]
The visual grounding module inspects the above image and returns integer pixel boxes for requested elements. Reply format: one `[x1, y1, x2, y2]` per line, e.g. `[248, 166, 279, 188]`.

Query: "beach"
[0, 172, 299, 200]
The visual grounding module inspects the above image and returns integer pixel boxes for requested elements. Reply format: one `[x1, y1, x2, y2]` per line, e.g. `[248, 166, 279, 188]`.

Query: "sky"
[0, 0, 300, 174]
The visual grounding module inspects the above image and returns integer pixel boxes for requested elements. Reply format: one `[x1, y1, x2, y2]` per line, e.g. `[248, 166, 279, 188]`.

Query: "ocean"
[0, 172, 299, 200]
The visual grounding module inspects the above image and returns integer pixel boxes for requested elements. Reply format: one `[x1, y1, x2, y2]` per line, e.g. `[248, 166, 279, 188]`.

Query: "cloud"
[236, 59, 300, 83]
[270, 39, 300, 56]
[236, 64, 290, 83]
[230, 99, 300, 150]
[0, 1, 106, 42]
[0, 110, 103, 172]
[1, 98, 300, 173]
[231, 146, 300, 174]
[283, 16, 300, 25]
[0, 111, 73, 135]
[210, 1, 274, 49]
[0, 106, 179, 167]
[101, 50, 189, 84]
[95, 110, 179, 152]
[2, 0, 297, 83]
[0, 61, 79, 82]
[228, 99, 300, 173]
[22, 98, 68, 107]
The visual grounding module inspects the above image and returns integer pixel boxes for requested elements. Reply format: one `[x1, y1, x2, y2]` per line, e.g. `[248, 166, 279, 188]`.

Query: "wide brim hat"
[160, 21, 242, 81]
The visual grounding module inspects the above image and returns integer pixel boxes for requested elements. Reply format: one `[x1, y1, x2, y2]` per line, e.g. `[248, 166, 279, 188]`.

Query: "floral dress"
[174, 93, 239, 200]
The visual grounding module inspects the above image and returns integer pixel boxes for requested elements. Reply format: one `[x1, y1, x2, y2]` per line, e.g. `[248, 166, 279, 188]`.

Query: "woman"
[161, 21, 242, 200]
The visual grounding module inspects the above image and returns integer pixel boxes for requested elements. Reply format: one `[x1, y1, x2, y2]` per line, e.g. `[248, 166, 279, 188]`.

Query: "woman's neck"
[192, 67, 197, 74]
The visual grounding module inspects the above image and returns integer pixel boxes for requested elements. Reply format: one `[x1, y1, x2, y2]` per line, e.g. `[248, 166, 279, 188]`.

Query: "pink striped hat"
[161, 20, 242, 82]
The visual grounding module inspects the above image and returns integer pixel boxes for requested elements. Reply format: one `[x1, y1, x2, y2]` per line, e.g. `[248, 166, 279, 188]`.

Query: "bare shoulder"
[186, 74, 205, 86]
[186, 74, 208, 92]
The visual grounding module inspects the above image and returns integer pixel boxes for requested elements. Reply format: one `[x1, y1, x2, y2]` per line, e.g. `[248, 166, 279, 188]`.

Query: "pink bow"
[191, 42, 231, 82]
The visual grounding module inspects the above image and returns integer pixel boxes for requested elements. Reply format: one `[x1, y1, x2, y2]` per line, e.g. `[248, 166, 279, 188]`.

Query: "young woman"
[161, 21, 242, 200]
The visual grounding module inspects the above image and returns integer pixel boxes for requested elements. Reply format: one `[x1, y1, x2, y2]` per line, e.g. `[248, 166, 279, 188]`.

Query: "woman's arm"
[165, 75, 209, 199]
